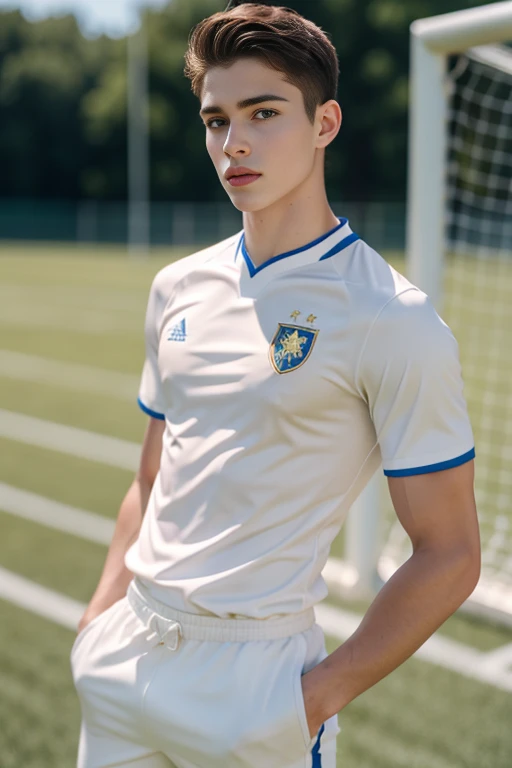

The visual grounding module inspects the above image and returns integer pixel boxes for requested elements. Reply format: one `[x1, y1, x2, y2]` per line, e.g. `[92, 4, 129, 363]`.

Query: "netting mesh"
[379, 46, 512, 622]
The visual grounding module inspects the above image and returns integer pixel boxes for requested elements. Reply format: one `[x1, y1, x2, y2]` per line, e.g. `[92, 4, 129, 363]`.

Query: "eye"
[206, 117, 227, 129]
[254, 108, 278, 120]
[205, 108, 278, 129]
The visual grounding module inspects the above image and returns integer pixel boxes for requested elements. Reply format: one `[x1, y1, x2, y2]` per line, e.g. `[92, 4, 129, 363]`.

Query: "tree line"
[0, 0, 494, 203]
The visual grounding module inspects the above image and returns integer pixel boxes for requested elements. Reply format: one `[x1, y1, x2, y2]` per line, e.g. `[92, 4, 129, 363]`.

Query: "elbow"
[419, 541, 481, 607]
[454, 544, 481, 601]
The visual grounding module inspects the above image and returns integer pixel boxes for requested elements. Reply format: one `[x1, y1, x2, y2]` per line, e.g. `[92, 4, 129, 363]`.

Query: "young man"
[71, 3, 481, 767]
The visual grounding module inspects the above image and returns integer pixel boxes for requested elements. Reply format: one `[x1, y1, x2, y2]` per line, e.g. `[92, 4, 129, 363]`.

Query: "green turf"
[0, 248, 179, 372]
[0, 245, 185, 286]
[0, 437, 133, 517]
[0, 326, 147, 372]
[0, 377, 147, 442]
[0, 510, 107, 603]
[0, 244, 511, 768]
[0, 601, 81, 768]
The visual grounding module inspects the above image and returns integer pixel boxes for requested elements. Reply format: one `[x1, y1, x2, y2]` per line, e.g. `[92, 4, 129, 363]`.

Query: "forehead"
[201, 58, 297, 106]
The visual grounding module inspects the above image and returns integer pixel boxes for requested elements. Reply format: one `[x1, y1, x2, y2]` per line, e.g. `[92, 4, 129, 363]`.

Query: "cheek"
[205, 136, 215, 160]
[267, 125, 313, 173]
[206, 133, 223, 163]
[206, 139, 229, 181]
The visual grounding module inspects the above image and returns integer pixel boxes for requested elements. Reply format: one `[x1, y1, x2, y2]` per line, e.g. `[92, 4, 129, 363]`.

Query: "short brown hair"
[184, 2, 339, 124]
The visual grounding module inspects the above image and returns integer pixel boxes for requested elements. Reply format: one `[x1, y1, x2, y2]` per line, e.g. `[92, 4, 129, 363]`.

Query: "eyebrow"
[199, 94, 289, 117]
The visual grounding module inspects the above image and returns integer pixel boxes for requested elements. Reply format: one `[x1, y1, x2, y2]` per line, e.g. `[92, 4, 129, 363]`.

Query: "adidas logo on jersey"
[167, 318, 187, 342]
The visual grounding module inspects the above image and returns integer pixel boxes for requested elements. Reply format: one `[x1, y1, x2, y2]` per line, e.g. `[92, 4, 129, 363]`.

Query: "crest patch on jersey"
[270, 323, 319, 374]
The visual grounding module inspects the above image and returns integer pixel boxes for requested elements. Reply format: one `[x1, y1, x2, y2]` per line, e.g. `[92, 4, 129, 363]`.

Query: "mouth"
[227, 173, 262, 187]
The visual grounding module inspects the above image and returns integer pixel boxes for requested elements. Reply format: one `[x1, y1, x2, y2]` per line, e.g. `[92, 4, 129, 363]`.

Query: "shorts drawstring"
[147, 613, 183, 651]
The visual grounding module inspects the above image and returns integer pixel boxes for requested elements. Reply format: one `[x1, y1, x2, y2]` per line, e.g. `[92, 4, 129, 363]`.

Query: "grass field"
[1, 243, 511, 768]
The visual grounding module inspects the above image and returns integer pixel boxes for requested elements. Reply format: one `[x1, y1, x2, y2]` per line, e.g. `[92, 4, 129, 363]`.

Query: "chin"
[227, 190, 286, 214]
[229, 199, 265, 213]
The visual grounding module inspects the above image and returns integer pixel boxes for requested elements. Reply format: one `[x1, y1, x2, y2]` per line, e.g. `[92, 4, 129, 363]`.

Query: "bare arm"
[303, 460, 481, 735]
[78, 416, 165, 632]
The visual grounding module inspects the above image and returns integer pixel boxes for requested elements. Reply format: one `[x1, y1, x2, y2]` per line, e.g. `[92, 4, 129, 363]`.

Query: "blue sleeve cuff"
[137, 397, 165, 421]
[383, 447, 475, 477]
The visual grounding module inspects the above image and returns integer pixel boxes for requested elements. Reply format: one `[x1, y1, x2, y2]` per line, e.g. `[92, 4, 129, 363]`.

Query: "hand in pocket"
[301, 666, 330, 740]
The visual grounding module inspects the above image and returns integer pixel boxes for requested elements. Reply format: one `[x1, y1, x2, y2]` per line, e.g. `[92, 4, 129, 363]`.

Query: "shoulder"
[357, 278, 457, 386]
[332, 237, 448, 338]
[332, 238, 416, 307]
[149, 232, 241, 302]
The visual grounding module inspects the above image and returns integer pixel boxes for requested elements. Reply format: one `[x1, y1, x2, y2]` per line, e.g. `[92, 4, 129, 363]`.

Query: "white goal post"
[407, 0, 512, 303]
[331, 2, 512, 626]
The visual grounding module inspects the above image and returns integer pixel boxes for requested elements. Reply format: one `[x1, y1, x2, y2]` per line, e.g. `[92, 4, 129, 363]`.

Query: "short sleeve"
[356, 288, 475, 477]
[138, 276, 166, 421]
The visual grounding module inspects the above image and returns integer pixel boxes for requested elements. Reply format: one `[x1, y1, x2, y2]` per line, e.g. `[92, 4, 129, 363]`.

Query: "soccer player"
[71, 3, 481, 767]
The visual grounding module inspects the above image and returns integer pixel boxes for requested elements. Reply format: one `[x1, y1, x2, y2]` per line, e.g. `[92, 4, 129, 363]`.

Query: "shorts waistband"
[128, 578, 315, 643]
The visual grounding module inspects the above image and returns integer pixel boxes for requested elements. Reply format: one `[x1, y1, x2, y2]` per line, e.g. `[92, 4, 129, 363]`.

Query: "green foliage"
[0, 0, 500, 203]
[0, 11, 110, 199]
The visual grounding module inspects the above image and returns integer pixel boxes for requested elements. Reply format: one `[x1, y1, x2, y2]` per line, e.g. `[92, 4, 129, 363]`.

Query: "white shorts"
[71, 578, 339, 768]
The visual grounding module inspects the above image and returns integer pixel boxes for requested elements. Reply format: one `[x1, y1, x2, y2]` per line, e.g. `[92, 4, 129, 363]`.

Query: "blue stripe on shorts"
[312, 723, 325, 766]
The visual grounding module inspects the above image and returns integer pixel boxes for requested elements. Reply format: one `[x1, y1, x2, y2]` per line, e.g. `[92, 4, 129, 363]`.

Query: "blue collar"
[236, 217, 358, 277]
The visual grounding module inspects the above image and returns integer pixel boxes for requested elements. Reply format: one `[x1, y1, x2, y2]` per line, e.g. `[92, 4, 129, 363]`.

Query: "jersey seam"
[337, 442, 381, 503]
[353, 287, 421, 402]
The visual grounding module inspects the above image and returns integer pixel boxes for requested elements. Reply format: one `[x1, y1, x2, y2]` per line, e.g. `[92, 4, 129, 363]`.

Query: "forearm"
[308, 547, 479, 721]
[86, 476, 152, 614]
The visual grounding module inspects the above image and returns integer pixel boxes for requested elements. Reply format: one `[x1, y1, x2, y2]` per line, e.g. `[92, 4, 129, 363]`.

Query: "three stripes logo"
[167, 318, 187, 342]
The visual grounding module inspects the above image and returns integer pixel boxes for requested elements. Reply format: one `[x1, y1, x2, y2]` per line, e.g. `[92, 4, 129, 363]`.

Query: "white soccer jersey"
[125, 218, 475, 619]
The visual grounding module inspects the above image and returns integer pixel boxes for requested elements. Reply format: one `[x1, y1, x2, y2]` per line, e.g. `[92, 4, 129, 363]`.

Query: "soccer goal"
[329, 2, 512, 627]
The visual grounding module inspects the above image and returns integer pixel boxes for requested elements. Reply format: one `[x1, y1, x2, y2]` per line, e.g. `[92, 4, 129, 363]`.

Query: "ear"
[316, 100, 342, 149]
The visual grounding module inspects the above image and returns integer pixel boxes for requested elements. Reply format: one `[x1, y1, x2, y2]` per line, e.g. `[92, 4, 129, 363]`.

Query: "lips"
[227, 174, 261, 187]
[224, 166, 261, 181]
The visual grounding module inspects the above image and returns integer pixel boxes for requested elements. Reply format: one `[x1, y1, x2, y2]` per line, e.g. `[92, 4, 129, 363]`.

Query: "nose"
[223, 122, 250, 158]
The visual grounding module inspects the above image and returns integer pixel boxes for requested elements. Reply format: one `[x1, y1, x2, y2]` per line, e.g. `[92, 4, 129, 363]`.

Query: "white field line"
[479, 642, 512, 674]
[0, 409, 139, 471]
[0, 350, 139, 402]
[0, 566, 83, 631]
[0, 482, 115, 545]
[1, 479, 512, 691]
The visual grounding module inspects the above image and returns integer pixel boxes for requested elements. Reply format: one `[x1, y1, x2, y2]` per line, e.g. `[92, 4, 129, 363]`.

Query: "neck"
[242, 177, 339, 269]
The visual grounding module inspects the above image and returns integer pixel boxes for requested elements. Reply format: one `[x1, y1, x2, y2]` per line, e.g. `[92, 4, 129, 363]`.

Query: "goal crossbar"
[412, 1, 512, 54]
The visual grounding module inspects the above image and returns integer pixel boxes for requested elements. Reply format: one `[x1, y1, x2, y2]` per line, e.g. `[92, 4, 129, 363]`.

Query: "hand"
[301, 666, 332, 740]
[76, 610, 94, 636]
[76, 603, 107, 635]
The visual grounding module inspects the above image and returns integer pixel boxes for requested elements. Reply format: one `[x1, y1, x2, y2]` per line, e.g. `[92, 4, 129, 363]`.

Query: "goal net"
[379, 41, 512, 624]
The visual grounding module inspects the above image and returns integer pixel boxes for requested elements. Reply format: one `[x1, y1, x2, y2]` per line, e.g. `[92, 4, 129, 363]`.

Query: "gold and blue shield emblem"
[270, 323, 319, 374]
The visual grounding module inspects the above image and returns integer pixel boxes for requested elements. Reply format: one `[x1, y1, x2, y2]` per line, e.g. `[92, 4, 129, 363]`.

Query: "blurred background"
[0, 0, 499, 250]
[0, 1, 511, 767]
